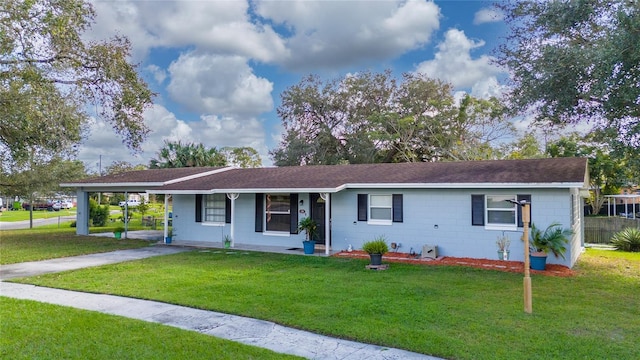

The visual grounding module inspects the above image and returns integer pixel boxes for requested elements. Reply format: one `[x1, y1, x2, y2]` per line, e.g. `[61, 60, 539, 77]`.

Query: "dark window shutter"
[357, 194, 368, 221]
[392, 194, 403, 222]
[195, 194, 203, 223]
[290, 193, 299, 234]
[471, 195, 484, 226]
[517, 194, 532, 228]
[255, 193, 263, 232]
[225, 196, 231, 224]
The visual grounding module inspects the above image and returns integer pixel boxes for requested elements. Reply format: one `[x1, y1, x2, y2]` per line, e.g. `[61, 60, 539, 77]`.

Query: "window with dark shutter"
[290, 193, 299, 234]
[225, 196, 231, 224]
[517, 194, 532, 227]
[357, 194, 368, 221]
[255, 193, 263, 232]
[471, 195, 484, 226]
[195, 194, 202, 223]
[392, 194, 403, 222]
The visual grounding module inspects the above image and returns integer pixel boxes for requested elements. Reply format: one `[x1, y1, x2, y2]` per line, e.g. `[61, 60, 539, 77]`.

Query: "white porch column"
[320, 193, 330, 255]
[124, 191, 128, 238]
[227, 193, 239, 247]
[76, 190, 90, 235]
[163, 195, 170, 243]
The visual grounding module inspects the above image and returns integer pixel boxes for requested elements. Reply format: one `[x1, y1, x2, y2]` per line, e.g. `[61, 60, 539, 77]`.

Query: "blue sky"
[81, 0, 511, 171]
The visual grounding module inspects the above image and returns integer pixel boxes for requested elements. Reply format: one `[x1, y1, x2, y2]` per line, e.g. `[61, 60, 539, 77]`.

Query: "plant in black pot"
[362, 235, 389, 266]
[298, 217, 318, 254]
[530, 222, 573, 270]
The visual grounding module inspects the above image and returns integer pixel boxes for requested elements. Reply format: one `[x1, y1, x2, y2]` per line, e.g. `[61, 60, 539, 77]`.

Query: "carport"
[60, 167, 228, 240]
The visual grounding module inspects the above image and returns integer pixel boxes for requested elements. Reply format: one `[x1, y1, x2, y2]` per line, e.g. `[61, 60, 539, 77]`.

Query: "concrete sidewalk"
[0, 247, 442, 360]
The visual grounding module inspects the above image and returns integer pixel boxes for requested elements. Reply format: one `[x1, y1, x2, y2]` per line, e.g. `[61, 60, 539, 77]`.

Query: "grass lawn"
[0, 228, 153, 264]
[10, 248, 640, 360]
[0, 297, 301, 360]
[0, 209, 77, 222]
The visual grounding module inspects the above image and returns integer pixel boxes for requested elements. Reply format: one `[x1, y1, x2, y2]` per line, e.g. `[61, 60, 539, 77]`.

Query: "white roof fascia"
[341, 182, 587, 189]
[148, 187, 340, 194]
[163, 167, 234, 185]
[61, 182, 165, 188]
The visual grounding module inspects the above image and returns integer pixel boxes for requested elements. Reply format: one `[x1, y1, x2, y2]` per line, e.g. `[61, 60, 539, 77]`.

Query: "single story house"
[62, 157, 589, 268]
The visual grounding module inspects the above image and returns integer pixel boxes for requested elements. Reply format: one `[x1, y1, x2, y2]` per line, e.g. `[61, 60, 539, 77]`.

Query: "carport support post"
[163, 195, 169, 243]
[227, 193, 239, 247]
[124, 191, 128, 238]
[522, 203, 532, 314]
[320, 193, 330, 255]
[76, 190, 90, 235]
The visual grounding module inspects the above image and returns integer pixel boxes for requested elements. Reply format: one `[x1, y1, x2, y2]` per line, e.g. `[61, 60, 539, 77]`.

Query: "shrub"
[89, 200, 110, 227]
[362, 236, 389, 255]
[610, 228, 640, 252]
[70, 221, 77, 228]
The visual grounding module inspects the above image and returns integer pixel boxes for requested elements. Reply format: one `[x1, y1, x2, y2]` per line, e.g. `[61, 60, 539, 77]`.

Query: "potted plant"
[529, 222, 573, 270]
[496, 235, 511, 260]
[298, 217, 318, 254]
[361, 235, 389, 266]
[165, 228, 173, 244]
[224, 234, 232, 249]
[113, 226, 125, 239]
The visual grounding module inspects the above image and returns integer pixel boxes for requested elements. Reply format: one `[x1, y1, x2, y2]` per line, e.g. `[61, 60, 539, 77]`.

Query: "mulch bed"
[333, 250, 575, 277]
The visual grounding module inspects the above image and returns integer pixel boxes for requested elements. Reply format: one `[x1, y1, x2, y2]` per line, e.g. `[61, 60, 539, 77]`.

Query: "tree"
[105, 161, 147, 175]
[501, 132, 544, 160]
[270, 71, 512, 165]
[496, 0, 640, 153]
[545, 132, 626, 214]
[0, 0, 154, 166]
[0, 157, 87, 228]
[220, 147, 262, 168]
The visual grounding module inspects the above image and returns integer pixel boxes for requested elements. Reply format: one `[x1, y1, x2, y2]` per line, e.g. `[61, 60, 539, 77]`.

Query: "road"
[0, 214, 77, 230]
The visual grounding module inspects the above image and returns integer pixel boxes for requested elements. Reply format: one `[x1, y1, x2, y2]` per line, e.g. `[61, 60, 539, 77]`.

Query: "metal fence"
[584, 217, 640, 244]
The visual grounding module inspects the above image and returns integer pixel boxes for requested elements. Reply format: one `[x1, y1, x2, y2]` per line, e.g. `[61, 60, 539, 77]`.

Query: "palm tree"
[150, 141, 227, 168]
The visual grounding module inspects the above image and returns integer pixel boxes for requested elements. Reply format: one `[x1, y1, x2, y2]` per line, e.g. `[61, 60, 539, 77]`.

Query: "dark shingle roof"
[153, 157, 588, 192]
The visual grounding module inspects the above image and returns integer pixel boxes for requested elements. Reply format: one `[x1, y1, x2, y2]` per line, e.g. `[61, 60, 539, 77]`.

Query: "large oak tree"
[0, 0, 154, 165]
[270, 70, 513, 165]
[496, 0, 639, 152]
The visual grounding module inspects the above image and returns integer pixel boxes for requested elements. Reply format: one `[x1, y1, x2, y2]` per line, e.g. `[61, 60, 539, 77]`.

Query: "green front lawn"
[0, 297, 301, 360]
[11, 249, 640, 360]
[0, 209, 77, 222]
[0, 228, 153, 264]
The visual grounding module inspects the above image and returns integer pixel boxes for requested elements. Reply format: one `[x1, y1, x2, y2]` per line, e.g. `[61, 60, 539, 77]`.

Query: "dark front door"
[310, 193, 327, 245]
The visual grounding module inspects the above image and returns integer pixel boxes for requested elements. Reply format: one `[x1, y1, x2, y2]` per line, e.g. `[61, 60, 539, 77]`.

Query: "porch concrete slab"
[0, 245, 190, 280]
[0, 282, 440, 360]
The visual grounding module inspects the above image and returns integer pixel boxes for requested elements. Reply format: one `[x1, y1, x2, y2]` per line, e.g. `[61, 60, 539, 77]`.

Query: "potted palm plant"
[361, 235, 389, 266]
[298, 217, 318, 254]
[530, 222, 573, 270]
[113, 226, 125, 239]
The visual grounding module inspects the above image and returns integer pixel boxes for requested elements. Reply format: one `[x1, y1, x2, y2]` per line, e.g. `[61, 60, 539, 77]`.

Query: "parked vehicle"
[23, 201, 59, 211]
[119, 199, 140, 208]
[53, 200, 74, 209]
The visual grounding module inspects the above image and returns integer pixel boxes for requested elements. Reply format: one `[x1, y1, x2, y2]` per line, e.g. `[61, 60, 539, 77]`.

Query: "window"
[486, 195, 517, 228]
[266, 194, 290, 232]
[471, 194, 532, 229]
[204, 194, 226, 223]
[358, 193, 403, 225]
[370, 195, 392, 222]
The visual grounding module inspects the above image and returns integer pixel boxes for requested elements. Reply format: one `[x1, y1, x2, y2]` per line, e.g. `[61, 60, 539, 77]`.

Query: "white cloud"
[90, 0, 288, 63]
[78, 105, 270, 171]
[255, 0, 440, 70]
[415, 29, 505, 98]
[145, 64, 167, 85]
[473, 8, 504, 25]
[166, 53, 274, 117]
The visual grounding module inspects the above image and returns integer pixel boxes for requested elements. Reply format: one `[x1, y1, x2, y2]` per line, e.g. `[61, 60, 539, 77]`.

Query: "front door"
[310, 193, 328, 245]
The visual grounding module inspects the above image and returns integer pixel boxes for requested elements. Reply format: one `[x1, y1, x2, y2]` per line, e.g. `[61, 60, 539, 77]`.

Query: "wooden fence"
[584, 216, 640, 244]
